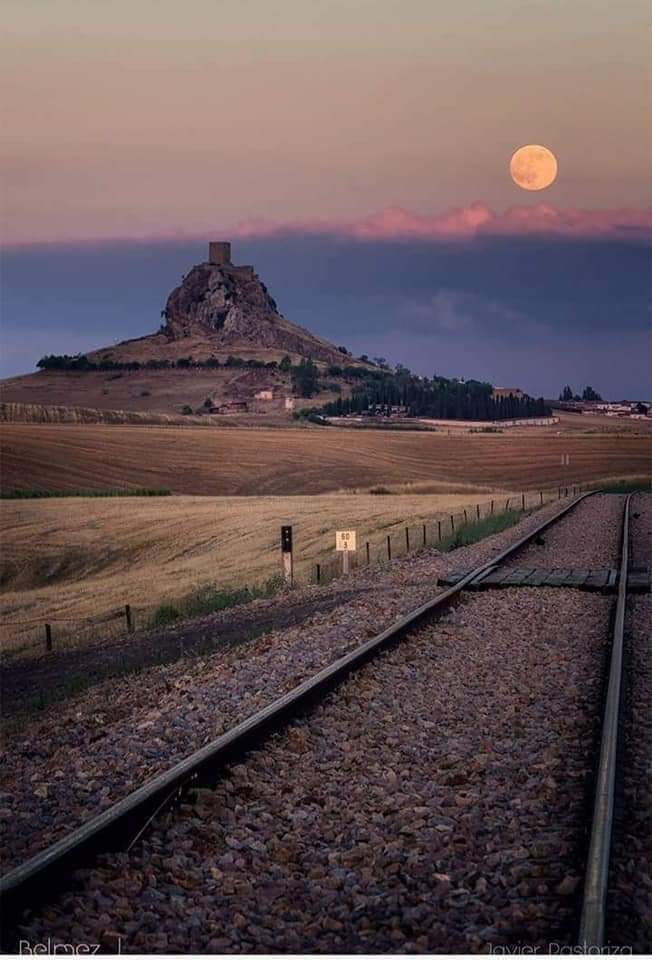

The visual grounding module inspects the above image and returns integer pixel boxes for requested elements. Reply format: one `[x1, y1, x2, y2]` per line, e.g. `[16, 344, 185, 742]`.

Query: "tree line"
[36, 353, 285, 372]
[559, 385, 603, 402]
[320, 374, 549, 421]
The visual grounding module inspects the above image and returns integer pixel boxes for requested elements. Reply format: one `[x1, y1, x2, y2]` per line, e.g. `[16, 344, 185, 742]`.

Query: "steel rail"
[0, 491, 594, 946]
[578, 493, 631, 948]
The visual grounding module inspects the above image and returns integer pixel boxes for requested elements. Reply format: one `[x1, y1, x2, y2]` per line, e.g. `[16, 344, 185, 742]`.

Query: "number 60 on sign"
[336, 530, 357, 552]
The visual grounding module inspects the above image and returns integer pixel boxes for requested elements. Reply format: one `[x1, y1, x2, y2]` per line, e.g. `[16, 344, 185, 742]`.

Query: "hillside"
[0, 242, 368, 417]
[0, 367, 337, 420]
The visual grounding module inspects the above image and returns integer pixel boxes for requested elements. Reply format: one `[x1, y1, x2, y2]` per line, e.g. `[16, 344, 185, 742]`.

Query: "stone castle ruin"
[208, 241, 254, 278]
[208, 241, 232, 266]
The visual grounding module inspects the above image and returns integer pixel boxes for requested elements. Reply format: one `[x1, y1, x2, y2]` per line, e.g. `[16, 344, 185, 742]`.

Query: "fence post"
[463, 508, 468, 524]
[476, 504, 480, 521]
[405, 527, 410, 552]
[387, 534, 392, 561]
[438, 520, 442, 542]
[315, 563, 321, 584]
[422, 523, 427, 547]
[366, 541, 370, 565]
[491, 499, 495, 515]
[450, 514, 455, 533]
[125, 604, 133, 633]
[521, 493, 526, 511]
[540, 490, 543, 506]
[45, 623, 52, 652]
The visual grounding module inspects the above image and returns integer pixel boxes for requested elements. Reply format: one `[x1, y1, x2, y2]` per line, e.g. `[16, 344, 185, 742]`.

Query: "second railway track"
[2, 490, 649, 952]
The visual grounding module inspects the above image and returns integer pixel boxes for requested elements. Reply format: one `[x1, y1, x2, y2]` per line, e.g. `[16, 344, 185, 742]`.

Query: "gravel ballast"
[608, 493, 652, 952]
[18, 589, 611, 953]
[503, 494, 623, 569]
[0, 497, 579, 873]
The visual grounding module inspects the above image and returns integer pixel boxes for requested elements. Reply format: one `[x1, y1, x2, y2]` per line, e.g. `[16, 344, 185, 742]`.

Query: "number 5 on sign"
[336, 530, 357, 552]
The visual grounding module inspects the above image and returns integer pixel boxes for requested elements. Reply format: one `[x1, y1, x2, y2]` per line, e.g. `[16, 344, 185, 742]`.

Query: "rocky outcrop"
[161, 259, 346, 365]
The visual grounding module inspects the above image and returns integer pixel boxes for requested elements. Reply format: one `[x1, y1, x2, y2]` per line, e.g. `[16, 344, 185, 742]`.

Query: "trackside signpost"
[336, 530, 356, 574]
[281, 525, 293, 585]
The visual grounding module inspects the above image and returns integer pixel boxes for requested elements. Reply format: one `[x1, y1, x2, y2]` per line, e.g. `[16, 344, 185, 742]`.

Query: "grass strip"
[151, 575, 286, 626]
[437, 509, 523, 552]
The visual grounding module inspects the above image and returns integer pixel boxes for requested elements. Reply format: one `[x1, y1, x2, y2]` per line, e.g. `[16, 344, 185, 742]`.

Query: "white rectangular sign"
[336, 530, 357, 552]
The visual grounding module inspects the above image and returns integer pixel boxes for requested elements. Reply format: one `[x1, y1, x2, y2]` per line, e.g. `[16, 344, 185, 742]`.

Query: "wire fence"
[1, 484, 585, 661]
[1, 605, 149, 662]
[298, 486, 571, 586]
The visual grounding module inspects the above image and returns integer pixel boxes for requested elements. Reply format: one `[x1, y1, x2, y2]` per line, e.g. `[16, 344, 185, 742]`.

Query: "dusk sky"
[2, 0, 651, 396]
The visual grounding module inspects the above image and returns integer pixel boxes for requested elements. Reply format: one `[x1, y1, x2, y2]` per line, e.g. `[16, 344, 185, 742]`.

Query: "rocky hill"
[89, 242, 356, 368]
[0, 243, 366, 419]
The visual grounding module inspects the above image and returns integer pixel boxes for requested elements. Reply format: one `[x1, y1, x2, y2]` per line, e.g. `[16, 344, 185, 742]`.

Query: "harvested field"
[1, 423, 650, 495]
[1, 489, 518, 654]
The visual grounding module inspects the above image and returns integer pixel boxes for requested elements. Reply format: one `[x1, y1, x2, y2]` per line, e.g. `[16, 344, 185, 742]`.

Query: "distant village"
[554, 399, 651, 419]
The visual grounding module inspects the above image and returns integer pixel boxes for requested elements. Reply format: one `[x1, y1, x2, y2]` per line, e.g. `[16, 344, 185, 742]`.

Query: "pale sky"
[2, 0, 651, 244]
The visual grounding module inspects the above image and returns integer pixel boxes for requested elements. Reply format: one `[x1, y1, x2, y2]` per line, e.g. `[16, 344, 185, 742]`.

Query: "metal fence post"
[438, 520, 442, 542]
[315, 563, 321, 583]
[125, 604, 133, 633]
[45, 623, 52, 652]
[405, 527, 410, 552]
[366, 541, 370, 565]
[387, 534, 392, 561]
[422, 523, 427, 547]
[476, 504, 480, 521]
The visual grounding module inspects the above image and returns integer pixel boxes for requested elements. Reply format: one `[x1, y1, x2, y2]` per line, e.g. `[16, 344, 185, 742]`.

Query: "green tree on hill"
[292, 357, 319, 397]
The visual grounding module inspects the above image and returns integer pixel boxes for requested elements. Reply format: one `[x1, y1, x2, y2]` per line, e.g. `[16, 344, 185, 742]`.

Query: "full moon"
[510, 144, 558, 191]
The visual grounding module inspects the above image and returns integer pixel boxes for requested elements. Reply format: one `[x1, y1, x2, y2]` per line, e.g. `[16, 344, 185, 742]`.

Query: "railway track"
[579, 494, 631, 947]
[1, 490, 647, 952]
[606, 493, 652, 951]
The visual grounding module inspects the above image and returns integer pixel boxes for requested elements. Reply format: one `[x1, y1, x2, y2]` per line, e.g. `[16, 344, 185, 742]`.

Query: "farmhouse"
[216, 399, 248, 414]
[493, 386, 525, 399]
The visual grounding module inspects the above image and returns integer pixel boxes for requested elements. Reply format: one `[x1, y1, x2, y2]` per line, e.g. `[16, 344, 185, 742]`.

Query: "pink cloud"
[232, 203, 652, 241]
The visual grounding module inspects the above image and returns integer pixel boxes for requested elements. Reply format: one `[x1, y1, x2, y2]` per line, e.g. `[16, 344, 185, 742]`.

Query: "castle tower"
[208, 241, 231, 266]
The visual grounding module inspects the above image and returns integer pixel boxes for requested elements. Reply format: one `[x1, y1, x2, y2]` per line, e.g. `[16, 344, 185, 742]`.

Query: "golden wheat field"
[1, 422, 650, 495]
[1, 489, 528, 654]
